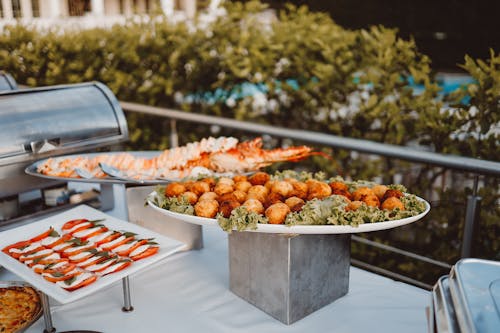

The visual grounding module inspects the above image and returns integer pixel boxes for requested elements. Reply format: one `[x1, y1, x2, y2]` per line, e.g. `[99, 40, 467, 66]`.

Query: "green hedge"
[0, 1, 498, 283]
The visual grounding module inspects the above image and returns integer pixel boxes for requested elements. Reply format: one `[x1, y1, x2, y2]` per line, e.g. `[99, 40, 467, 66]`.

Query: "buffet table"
[0, 184, 430, 332]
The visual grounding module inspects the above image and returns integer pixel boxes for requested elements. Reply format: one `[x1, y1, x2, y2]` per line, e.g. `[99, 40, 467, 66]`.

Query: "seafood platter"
[0, 205, 184, 304]
[26, 136, 321, 184]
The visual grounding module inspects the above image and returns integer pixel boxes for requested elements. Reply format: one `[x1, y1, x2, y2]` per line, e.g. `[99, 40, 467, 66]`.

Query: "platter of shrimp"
[147, 170, 430, 235]
[0, 205, 184, 304]
[26, 136, 322, 184]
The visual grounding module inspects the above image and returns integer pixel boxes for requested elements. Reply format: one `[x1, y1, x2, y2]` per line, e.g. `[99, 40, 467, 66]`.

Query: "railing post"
[461, 175, 482, 258]
[170, 119, 179, 148]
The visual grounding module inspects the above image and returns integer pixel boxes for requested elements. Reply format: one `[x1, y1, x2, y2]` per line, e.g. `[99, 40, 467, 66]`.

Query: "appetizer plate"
[25, 151, 168, 185]
[147, 194, 430, 235]
[26, 151, 251, 185]
[0, 205, 184, 304]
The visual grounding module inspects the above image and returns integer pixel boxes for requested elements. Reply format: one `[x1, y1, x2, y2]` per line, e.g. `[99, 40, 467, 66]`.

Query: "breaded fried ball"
[165, 182, 187, 197]
[271, 181, 294, 197]
[217, 177, 235, 186]
[329, 181, 349, 192]
[306, 180, 332, 201]
[371, 185, 388, 200]
[381, 197, 405, 210]
[234, 181, 252, 193]
[217, 192, 237, 203]
[214, 183, 234, 196]
[284, 178, 298, 184]
[233, 190, 248, 204]
[265, 192, 285, 208]
[183, 180, 195, 191]
[289, 181, 308, 199]
[382, 189, 404, 202]
[219, 200, 241, 218]
[264, 180, 276, 191]
[346, 201, 363, 212]
[242, 198, 264, 215]
[198, 191, 218, 202]
[201, 177, 216, 189]
[332, 189, 352, 200]
[180, 191, 198, 205]
[362, 194, 380, 208]
[246, 185, 269, 203]
[265, 203, 291, 224]
[232, 175, 248, 183]
[285, 196, 305, 212]
[190, 181, 211, 196]
[194, 199, 219, 218]
[352, 187, 376, 201]
[248, 172, 270, 186]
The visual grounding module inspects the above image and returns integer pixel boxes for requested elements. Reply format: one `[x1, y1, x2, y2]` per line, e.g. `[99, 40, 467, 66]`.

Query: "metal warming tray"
[0, 71, 17, 91]
[432, 275, 460, 333]
[0, 82, 128, 198]
[448, 258, 500, 333]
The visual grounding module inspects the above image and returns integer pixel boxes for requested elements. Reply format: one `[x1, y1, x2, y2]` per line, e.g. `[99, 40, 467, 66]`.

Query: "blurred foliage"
[0, 1, 498, 286]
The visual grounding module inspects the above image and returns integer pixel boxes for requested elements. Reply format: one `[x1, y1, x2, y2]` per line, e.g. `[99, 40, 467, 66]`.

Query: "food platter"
[147, 193, 430, 235]
[0, 205, 184, 304]
[26, 151, 252, 185]
[25, 151, 170, 185]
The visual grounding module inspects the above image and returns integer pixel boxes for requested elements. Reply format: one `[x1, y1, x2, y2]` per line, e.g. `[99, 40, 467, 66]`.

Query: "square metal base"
[229, 232, 350, 324]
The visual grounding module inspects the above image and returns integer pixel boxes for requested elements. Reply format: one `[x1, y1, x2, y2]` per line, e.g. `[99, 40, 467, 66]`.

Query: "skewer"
[121, 276, 134, 312]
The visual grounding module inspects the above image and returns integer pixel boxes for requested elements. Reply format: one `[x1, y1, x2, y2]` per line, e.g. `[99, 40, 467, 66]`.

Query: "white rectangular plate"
[0, 205, 185, 304]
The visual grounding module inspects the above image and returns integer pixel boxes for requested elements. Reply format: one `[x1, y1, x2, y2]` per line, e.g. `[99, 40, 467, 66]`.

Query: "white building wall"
[104, 0, 122, 15]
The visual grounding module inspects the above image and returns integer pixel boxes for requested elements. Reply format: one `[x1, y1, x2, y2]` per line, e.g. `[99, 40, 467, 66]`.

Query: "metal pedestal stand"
[41, 276, 133, 333]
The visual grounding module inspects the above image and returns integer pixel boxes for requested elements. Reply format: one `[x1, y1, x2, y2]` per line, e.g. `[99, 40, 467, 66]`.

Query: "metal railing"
[120, 101, 500, 289]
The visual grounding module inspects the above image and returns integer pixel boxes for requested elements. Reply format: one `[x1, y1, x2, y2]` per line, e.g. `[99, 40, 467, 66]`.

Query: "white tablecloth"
[0, 185, 430, 332]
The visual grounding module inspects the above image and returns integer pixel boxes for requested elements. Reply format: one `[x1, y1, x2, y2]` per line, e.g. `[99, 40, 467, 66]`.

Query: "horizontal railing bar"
[351, 258, 433, 290]
[121, 101, 500, 177]
[351, 235, 452, 269]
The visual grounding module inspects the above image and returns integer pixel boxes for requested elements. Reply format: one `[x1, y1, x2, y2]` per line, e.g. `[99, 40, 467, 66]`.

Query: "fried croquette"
[248, 172, 270, 186]
[180, 191, 198, 205]
[233, 190, 248, 204]
[214, 183, 234, 196]
[362, 194, 380, 207]
[232, 175, 248, 183]
[289, 181, 308, 199]
[194, 199, 219, 218]
[265, 192, 285, 207]
[190, 181, 211, 196]
[219, 200, 241, 218]
[198, 191, 218, 202]
[352, 187, 376, 201]
[265, 202, 291, 224]
[381, 197, 405, 210]
[246, 185, 269, 203]
[284, 196, 305, 212]
[165, 182, 187, 197]
[306, 180, 332, 200]
[271, 181, 294, 197]
[371, 185, 388, 200]
[242, 198, 264, 215]
[201, 177, 216, 189]
[234, 181, 252, 193]
[217, 177, 235, 186]
[382, 189, 404, 202]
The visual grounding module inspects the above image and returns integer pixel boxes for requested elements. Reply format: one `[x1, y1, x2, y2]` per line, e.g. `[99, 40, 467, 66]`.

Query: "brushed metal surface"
[0, 82, 128, 197]
[229, 232, 350, 324]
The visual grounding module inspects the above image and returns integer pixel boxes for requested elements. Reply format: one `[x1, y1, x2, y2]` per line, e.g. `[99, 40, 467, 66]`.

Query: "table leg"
[121, 276, 134, 312]
[40, 292, 56, 333]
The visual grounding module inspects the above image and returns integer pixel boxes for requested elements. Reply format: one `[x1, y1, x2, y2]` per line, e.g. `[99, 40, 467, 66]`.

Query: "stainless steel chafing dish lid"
[0, 81, 128, 166]
[448, 258, 500, 333]
[432, 275, 460, 333]
[0, 71, 17, 91]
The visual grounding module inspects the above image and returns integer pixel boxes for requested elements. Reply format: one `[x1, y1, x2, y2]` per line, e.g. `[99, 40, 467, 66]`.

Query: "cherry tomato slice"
[100, 236, 135, 251]
[43, 270, 81, 283]
[29, 228, 56, 243]
[2, 241, 31, 258]
[64, 275, 98, 291]
[115, 239, 148, 257]
[101, 261, 132, 275]
[94, 232, 121, 247]
[129, 246, 159, 261]
[61, 219, 89, 231]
